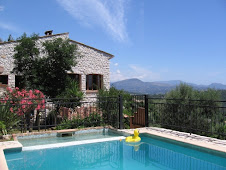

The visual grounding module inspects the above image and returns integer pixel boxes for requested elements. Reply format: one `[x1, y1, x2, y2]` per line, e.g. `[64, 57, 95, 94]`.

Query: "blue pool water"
[18, 129, 120, 147]
[5, 134, 226, 170]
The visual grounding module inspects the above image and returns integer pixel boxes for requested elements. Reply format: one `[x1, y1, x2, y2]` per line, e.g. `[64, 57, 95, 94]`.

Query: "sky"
[0, 0, 225, 85]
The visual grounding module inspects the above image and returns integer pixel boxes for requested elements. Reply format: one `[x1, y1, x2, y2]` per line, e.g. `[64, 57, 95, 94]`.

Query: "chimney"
[45, 30, 53, 36]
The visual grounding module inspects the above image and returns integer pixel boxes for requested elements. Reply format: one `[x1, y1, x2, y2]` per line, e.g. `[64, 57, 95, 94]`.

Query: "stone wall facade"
[70, 40, 111, 99]
[0, 32, 113, 100]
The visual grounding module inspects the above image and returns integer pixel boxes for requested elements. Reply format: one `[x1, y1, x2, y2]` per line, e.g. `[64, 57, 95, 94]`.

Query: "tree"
[97, 87, 133, 128]
[38, 38, 78, 97]
[12, 33, 79, 98]
[165, 83, 198, 100]
[159, 84, 222, 137]
[12, 33, 40, 89]
[217, 89, 226, 102]
[161, 84, 198, 131]
[8, 34, 14, 41]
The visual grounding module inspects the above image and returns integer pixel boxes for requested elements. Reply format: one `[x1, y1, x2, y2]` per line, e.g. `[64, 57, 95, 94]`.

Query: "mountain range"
[111, 79, 226, 94]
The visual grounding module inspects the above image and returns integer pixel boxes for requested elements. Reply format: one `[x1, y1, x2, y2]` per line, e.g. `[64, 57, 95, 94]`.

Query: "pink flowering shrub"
[2, 87, 45, 116]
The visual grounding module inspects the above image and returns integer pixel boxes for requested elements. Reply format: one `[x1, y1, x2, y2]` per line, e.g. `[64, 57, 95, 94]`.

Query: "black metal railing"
[131, 95, 226, 139]
[148, 98, 226, 138]
[1, 94, 225, 139]
[0, 96, 123, 133]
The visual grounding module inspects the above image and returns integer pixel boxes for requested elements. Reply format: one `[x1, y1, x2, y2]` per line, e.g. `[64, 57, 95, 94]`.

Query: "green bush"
[56, 113, 102, 130]
[0, 103, 20, 133]
[56, 119, 72, 130]
[97, 87, 133, 128]
[57, 79, 84, 106]
[158, 84, 223, 137]
[0, 121, 7, 135]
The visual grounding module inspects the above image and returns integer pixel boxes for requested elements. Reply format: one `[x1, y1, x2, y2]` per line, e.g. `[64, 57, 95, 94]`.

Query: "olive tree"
[161, 84, 222, 136]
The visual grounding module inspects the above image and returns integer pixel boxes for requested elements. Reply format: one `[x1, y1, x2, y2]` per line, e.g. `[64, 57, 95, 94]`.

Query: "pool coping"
[118, 127, 226, 154]
[0, 141, 22, 170]
[14, 126, 108, 139]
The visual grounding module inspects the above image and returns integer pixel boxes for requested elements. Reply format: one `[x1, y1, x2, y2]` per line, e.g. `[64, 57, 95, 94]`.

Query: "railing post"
[189, 100, 191, 135]
[44, 98, 47, 131]
[119, 95, 124, 129]
[145, 95, 149, 127]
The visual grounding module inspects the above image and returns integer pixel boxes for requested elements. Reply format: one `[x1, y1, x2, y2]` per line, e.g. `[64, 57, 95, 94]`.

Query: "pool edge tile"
[118, 128, 226, 154]
[0, 149, 9, 170]
[0, 141, 23, 170]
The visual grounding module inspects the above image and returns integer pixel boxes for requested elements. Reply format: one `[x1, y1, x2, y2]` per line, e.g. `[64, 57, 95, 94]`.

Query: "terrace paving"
[119, 127, 226, 153]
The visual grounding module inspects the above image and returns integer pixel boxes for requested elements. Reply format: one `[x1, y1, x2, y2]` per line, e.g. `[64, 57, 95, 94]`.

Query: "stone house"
[0, 31, 114, 99]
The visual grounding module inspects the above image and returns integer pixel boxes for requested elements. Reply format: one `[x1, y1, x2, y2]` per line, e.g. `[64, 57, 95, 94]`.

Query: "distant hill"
[111, 78, 226, 94]
[208, 83, 226, 89]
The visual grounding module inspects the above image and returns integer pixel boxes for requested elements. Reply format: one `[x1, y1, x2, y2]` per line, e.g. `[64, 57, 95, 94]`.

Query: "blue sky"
[0, 0, 225, 85]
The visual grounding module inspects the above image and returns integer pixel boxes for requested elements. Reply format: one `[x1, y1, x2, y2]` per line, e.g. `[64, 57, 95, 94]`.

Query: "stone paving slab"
[0, 141, 22, 150]
[0, 149, 8, 170]
[0, 141, 22, 170]
[119, 127, 226, 153]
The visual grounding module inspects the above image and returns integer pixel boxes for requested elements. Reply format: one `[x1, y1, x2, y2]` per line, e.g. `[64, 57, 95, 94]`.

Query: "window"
[15, 76, 25, 89]
[68, 74, 81, 89]
[0, 75, 8, 85]
[86, 74, 103, 91]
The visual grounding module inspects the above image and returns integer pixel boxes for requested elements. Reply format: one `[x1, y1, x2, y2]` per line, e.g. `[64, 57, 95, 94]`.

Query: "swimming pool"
[5, 134, 226, 170]
[17, 129, 120, 147]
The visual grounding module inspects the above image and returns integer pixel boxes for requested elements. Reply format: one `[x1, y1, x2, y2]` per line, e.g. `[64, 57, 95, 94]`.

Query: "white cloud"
[56, 0, 129, 42]
[110, 70, 127, 82]
[128, 65, 160, 81]
[0, 6, 4, 11]
[0, 6, 21, 33]
[0, 22, 19, 32]
[114, 63, 118, 66]
[110, 64, 161, 82]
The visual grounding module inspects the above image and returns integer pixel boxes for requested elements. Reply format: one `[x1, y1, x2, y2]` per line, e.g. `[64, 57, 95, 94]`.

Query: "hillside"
[111, 78, 226, 94]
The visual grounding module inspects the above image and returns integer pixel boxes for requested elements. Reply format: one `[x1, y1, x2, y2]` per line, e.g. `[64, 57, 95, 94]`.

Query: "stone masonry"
[0, 32, 113, 99]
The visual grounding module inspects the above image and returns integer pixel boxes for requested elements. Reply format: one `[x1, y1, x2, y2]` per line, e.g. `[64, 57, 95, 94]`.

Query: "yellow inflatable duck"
[125, 129, 141, 143]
